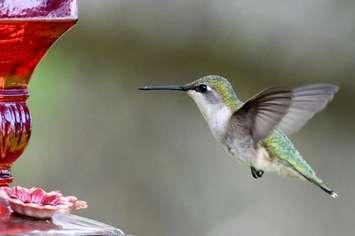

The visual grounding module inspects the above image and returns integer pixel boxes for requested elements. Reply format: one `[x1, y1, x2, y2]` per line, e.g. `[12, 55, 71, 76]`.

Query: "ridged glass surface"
[0, 213, 125, 235]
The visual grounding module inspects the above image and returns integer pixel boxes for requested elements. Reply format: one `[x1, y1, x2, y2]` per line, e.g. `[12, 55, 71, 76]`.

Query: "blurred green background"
[14, 1, 355, 235]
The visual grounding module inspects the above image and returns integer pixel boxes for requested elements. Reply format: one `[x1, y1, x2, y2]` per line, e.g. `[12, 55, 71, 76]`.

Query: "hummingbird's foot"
[251, 167, 264, 179]
[251, 167, 258, 179]
[257, 169, 264, 178]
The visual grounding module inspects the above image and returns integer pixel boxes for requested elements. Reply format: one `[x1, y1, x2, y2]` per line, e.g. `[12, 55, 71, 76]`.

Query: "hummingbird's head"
[139, 75, 241, 111]
[184, 75, 241, 111]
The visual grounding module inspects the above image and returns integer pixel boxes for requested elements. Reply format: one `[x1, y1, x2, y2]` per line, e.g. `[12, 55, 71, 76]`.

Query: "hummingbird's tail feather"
[311, 180, 338, 199]
[297, 172, 338, 199]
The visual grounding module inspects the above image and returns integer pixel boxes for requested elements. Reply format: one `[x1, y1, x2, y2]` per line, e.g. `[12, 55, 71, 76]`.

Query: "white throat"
[188, 90, 232, 141]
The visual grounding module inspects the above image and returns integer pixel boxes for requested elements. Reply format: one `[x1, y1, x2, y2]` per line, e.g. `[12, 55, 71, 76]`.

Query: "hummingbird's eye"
[195, 84, 208, 93]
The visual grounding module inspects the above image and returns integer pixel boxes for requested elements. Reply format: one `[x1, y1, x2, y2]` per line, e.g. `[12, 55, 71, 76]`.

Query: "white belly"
[225, 142, 303, 178]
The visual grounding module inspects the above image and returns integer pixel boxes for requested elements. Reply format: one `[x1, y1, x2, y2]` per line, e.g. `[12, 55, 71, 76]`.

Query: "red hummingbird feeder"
[0, 0, 77, 186]
[0, 2, 124, 234]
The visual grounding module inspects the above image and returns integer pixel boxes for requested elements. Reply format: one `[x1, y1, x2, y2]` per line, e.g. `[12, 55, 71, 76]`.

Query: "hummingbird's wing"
[232, 87, 293, 143]
[275, 84, 338, 135]
[232, 84, 338, 143]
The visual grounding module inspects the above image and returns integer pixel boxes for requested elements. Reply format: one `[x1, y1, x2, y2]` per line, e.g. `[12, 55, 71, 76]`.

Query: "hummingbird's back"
[263, 129, 336, 196]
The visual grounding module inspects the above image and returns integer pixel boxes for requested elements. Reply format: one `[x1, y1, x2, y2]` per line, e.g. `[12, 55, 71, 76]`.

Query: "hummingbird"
[139, 75, 339, 198]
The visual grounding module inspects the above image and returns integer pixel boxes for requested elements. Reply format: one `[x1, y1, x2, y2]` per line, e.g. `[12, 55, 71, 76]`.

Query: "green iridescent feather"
[263, 129, 323, 184]
[191, 75, 242, 110]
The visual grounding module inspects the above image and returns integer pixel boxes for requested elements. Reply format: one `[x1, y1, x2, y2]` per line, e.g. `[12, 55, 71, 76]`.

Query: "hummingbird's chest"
[201, 104, 232, 141]
[222, 116, 257, 163]
[224, 129, 256, 163]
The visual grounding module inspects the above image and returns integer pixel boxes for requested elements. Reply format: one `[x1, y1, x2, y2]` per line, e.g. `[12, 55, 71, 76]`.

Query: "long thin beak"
[138, 85, 191, 91]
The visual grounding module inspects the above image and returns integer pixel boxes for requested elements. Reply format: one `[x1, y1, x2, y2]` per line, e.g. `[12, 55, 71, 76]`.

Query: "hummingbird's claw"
[257, 169, 264, 178]
[251, 167, 258, 179]
[251, 167, 264, 179]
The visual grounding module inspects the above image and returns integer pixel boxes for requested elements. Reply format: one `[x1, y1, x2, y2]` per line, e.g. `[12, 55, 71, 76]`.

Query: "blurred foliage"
[12, 1, 355, 236]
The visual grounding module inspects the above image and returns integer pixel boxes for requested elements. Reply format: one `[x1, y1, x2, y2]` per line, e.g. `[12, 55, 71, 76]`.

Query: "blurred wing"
[233, 84, 338, 143]
[276, 84, 338, 135]
[233, 87, 293, 143]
